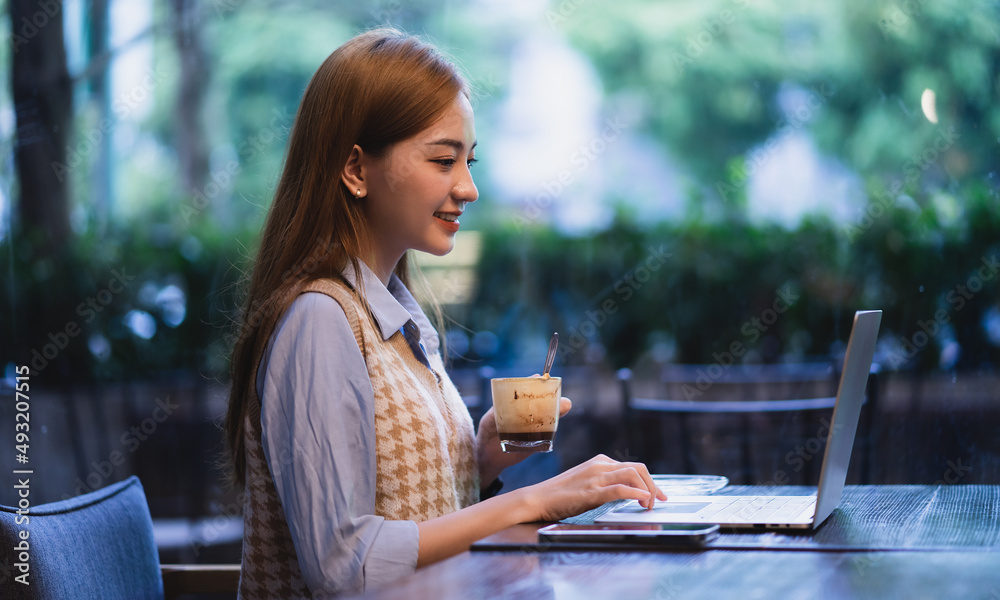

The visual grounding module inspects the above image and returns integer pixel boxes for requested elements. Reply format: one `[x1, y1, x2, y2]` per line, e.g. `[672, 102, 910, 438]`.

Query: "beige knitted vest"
[238, 278, 479, 599]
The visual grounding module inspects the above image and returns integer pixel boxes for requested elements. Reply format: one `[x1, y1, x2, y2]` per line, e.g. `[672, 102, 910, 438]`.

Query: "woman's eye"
[431, 157, 476, 169]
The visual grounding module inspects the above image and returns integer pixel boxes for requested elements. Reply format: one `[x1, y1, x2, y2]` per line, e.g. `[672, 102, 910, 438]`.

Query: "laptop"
[597, 309, 882, 530]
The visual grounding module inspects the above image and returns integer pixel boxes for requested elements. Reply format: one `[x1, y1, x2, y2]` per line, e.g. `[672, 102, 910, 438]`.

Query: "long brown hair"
[225, 28, 468, 486]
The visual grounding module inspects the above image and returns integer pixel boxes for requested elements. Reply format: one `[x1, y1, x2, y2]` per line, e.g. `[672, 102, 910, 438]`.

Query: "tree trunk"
[9, 0, 91, 381]
[10, 0, 72, 253]
[171, 0, 210, 196]
[87, 0, 112, 231]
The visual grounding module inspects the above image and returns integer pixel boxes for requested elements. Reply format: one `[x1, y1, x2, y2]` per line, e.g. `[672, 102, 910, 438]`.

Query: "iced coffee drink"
[491, 376, 562, 452]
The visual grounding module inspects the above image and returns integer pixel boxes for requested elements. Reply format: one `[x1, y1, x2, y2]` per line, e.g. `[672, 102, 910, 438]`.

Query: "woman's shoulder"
[284, 288, 352, 324]
[265, 288, 365, 364]
[300, 277, 360, 303]
[257, 288, 363, 399]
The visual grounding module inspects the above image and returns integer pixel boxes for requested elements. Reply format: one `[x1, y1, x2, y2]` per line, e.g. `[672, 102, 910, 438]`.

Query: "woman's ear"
[341, 145, 366, 198]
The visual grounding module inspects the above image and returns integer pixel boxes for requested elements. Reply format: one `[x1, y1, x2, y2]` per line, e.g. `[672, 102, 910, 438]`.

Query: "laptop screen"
[812, 310, 882, 526]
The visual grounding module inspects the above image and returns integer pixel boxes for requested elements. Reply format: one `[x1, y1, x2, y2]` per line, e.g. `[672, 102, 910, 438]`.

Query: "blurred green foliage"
[469, 183, 1000, 371]
[0, 214, 244, 382]
[561, 0, 999, 189]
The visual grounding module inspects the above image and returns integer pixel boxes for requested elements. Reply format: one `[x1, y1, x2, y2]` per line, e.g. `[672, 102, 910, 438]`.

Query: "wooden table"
[347, 485, 1000, 599]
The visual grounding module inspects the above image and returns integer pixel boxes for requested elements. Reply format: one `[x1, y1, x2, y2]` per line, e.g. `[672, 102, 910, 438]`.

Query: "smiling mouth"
[434, 212, 459, 222]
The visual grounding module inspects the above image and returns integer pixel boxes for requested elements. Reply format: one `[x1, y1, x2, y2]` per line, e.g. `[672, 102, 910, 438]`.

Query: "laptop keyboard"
[698, 496, 815, 523]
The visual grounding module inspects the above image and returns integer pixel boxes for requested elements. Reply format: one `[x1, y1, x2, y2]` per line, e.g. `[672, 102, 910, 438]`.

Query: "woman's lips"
[434, 213, 461, 232]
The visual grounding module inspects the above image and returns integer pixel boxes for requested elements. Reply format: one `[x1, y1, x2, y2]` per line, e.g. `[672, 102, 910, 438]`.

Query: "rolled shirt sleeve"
[257, 292, 419, 596]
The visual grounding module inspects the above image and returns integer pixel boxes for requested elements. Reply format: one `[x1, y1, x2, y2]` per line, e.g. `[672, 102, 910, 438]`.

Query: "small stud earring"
[356, 188, 362, 198]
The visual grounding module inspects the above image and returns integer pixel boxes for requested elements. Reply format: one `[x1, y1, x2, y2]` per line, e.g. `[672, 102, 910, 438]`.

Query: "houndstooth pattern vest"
[238, 278, 479, 599]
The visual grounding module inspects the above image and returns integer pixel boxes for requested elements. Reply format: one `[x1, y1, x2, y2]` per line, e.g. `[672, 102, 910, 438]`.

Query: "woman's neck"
[362, 252, 400, 288]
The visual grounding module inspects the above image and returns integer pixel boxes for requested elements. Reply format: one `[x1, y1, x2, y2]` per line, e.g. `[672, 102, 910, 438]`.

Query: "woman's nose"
[453, 168, 479, 204]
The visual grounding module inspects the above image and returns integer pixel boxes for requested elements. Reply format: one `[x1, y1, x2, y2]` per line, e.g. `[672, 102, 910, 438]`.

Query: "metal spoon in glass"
[542, 332, 559, 379]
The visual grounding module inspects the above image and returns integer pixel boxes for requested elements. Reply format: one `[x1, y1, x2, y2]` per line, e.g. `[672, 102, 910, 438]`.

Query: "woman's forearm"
[415, 454, 666, 568]
[415, 487, 539, 567]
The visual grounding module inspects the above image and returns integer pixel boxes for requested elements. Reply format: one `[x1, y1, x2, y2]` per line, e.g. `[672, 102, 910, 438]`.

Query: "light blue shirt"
[256, 262, 443, 597]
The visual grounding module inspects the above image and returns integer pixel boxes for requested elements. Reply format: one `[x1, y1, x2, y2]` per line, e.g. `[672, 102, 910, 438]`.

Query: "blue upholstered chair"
[0, 475, 238, 600]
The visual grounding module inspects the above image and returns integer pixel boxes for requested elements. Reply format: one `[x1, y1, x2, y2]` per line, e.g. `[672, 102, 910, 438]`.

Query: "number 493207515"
[14, 365, 30, 462]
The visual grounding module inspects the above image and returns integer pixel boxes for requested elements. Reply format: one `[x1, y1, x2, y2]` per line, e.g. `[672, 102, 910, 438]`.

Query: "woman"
[225, 28, 665, 598]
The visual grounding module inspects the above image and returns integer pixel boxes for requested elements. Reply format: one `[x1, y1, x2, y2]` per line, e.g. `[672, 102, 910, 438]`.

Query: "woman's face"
[363, 93, 478, 272]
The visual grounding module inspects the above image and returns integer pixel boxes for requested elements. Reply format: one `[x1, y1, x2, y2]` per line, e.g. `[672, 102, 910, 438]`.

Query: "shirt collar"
[340, 261, 440, 355]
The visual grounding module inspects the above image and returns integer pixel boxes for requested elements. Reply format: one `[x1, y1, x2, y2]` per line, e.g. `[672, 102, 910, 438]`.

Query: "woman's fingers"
[603, 483, 653, 505]
[558, 397, 572, 417]
[528, 454, 666, 521]
[587, 456, 663, 508]
[601, 464, 654, 508]
[622, 461, 666, 504]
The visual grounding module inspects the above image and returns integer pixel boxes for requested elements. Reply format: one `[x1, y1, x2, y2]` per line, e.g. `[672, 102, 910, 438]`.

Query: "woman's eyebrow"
[425, 138, 478, 152]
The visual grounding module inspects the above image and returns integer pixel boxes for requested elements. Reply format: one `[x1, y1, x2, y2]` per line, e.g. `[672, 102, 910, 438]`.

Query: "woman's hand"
[518, 454, 667, 522]
[476, 397, 572, 488]
[418, 452, 664, 568]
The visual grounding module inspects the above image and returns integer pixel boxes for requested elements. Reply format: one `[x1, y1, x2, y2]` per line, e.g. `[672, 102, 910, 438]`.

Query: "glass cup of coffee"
[491, 376, 562, 452]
